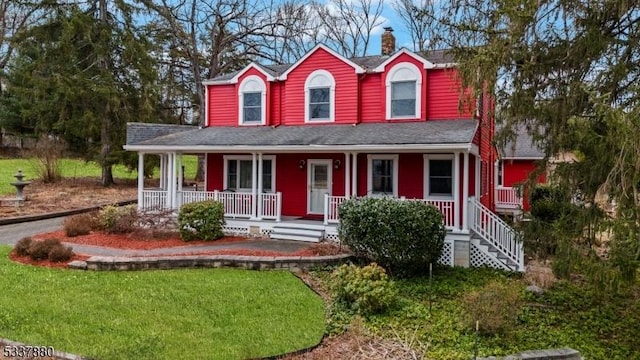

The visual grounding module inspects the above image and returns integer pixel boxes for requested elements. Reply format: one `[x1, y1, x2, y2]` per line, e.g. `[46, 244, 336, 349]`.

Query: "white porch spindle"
[257, 153, 263, 220]
[453, 151, 460, 230]
[323, 193, 329, 225]
[176, 154, 183, 208]
[344, 152, 350, 198]
[137, 153, 144, 210]
[462, 151, 469, 231]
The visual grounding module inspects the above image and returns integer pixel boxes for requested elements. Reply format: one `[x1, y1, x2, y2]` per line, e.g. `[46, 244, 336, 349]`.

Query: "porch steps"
[270, 223, 324, 242]
[470, 236, 519, 271]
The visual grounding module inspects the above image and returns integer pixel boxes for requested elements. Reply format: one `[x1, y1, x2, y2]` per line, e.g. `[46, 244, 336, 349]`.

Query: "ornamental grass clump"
[330, 263, 397, 315]
[178, 200, 225, 241]
[338, 197, 446, 277]
[461, 279, 522, 336]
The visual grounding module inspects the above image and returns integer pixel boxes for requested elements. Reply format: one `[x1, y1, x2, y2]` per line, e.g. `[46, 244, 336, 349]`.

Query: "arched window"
[386, 62, 422, 119]
[238, 75, 266, 125]
[305, 70, 335, 122]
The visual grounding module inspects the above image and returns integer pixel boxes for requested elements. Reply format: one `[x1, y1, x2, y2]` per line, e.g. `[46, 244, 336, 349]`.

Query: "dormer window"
[305, 70, 335, 122]
[386, 62, 421, 119]
[238, 75, 266, 125]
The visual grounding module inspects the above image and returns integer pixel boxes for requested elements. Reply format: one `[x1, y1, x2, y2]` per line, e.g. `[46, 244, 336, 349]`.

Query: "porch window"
[238, 75, 266, 125]
[386, 62, 421, 119]
[224, 156, 274, 192]
[428, 158, 453, 197]
[367, 155, 398, 197]
[305, 70, 335, 122]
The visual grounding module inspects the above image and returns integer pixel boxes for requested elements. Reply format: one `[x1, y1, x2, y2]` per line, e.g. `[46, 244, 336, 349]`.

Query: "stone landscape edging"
[0, 199, 137, 226]
[69, 253, 353, 271]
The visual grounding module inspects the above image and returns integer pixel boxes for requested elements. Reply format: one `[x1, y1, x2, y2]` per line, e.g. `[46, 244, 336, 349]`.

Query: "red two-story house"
[125, 28, 524, 271]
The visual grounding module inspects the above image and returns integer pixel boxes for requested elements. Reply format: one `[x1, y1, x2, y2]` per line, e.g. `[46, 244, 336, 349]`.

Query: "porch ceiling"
[124, 119, 478, 152]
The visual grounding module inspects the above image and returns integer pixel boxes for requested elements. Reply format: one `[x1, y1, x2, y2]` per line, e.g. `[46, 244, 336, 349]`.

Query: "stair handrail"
[468, 198, 524, 271]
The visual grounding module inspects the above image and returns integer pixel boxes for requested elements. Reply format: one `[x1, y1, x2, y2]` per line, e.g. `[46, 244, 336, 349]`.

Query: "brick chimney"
[381, 27, 395, 56]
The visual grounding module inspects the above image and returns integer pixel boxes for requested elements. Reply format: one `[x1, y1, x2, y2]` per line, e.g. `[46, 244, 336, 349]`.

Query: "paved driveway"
[0, 217, 64, 245]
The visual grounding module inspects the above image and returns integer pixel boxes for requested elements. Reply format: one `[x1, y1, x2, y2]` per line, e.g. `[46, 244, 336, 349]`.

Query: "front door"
[308, 160, 332, 214]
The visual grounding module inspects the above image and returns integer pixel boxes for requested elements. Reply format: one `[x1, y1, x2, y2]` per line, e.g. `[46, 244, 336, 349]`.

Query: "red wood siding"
[503, 159, 546, 210]
[360, 73, 383, 121]
[426, 69, 473, 120]
[270, 81, 283, 126]
[398, 153, 424, 198]
[379, 54, 427, 121]
[282, 48, 358, 125]
[207, 84, 237, 126]
[205, 154, 224, 191]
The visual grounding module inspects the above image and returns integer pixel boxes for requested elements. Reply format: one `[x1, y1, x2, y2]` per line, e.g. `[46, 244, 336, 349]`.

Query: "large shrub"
[98, 205, 138, 234]
[178, 200, 225, 241]
[329, 263, 397, 315]
[338, 197, 446, 277]
[63, 213, 95, 237]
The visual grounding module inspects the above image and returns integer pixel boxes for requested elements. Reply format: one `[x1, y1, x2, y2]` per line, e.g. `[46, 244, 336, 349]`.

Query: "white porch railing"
[141, 190, 281, 221]
[260, 192, 282, 221]
[324, 195, 348, 225]
[495, 186, 523, 209]
[468, 198, 524, 271]
[416, 199, 455, 228]
[142, 190, 168, 210]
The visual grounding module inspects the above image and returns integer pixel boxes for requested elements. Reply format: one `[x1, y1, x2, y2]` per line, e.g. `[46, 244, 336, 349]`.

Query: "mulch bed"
[8, 252, 90, 269]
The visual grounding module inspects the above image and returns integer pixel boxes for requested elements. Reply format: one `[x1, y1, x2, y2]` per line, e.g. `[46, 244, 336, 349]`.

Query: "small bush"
[14, 237, 33, 256]
[48, 244, 74, 262]
[98, 205, 138, 234]
[63, 213, 94, 237]
[329, 263, 397, 315]
[28, 239, 63, 260]
[461, 280, 522, 336]
[338, 197, 446, 277]
[178, 200, 225, 241]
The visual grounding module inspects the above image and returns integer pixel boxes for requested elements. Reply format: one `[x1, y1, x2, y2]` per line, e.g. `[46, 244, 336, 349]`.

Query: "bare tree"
[392, 0, 444, 52]
[313, 0, 385, 58]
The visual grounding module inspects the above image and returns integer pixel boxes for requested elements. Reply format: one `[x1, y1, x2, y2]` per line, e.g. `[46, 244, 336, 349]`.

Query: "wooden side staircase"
[469, 198, 525, 272]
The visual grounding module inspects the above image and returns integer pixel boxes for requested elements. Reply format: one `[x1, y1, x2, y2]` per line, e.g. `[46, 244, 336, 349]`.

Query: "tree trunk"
[98, 0, 114, 187]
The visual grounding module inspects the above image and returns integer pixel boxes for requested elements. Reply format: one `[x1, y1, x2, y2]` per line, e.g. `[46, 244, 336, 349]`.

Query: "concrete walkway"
[0, 217, 312, 257]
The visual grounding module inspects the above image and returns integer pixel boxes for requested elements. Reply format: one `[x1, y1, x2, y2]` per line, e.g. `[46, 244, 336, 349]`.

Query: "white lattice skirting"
[438, 241, 453, 266]
[222, 225, 250, 236]
[470, 242, 508, 270]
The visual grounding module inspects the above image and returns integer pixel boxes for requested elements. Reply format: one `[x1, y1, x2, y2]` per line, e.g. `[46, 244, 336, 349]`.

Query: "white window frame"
[367, 154, 398, 197]
[304, 69, 335, 123]
[223, 155, 276, 192]
[424, 154, 455, 199]
[238, 75, 267, 126]
[386, 62, 422, 120]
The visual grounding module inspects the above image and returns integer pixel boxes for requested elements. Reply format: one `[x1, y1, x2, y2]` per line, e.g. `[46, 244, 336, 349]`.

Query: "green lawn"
[320, 266, 640, 360]
[0, 247, 324, 360]
[0, 156, 199, 195]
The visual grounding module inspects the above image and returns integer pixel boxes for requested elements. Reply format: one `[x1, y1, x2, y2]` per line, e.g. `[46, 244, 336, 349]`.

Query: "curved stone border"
[69, 254, 352, 271]
[0, 199, 137, 226]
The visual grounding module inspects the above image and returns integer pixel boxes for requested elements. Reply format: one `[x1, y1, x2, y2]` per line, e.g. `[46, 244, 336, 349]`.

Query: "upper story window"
[386, 62, 422, 120]
[305, 70, 335, 122]
[238, 75, 266, 125]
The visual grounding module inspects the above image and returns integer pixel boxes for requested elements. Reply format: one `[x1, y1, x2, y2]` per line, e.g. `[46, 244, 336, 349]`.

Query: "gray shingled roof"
[500, 126, 545, 159]
[126, 123, 198, 145]
[208, 49, 455, 82]
[126, 120, 477, 149]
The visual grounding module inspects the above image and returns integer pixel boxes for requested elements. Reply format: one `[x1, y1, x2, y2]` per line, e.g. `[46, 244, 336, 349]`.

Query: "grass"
[0, 156, 199, 195]
[0, 246, 324, 359]
[319, 266, 640, 360]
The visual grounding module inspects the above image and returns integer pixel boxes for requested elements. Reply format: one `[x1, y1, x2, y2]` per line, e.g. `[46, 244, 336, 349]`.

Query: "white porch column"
[159, 154, 166, 189]
[475, 156, 481, 199]
[137, 152, 144, 210]
[166, 152, 174, 209]
[177, 153, 183, 208]
[462, 151, 470, 231]
[453, 151, 461, 230]
[251, 152, 258, 219]
[344, 152, 351, 197]
[257, 152, 263, 220]
[351, 152, 358, 197]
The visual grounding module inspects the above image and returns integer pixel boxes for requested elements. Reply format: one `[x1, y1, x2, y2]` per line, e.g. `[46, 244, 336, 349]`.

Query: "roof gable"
[203, 62, 276, 85]
[372, 48, 436, 72]
[279, 44, 365, 80]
